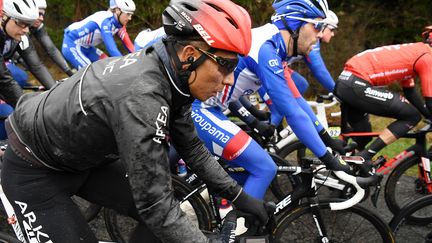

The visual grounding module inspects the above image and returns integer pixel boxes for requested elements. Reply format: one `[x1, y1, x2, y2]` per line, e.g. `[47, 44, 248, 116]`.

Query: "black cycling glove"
[319, 129, 345, 154]
[250, 120, 275, 140]
[232, 189, 269, 225]
[319, 151, 353, 174]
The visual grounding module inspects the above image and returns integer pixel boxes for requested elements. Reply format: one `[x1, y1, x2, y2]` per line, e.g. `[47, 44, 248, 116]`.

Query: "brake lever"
[370, 184, 382, 207]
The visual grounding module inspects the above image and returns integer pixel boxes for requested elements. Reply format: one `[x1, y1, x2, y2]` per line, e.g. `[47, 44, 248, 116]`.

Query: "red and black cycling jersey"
[344, 42, 432, 97]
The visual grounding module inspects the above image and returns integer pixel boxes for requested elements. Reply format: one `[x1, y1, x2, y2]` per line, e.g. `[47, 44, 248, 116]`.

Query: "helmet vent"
[22, 0, 31, 8]
[182, 3, 198, 12]
[125, 2, 129, 7]
[13, 3, 23, 14]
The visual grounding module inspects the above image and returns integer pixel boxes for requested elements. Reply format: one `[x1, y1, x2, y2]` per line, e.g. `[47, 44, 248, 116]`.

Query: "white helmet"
[4, 0, 39, 24]
[35, 0, 47, 9]
[111, 0, 135, 14]
[324, 10, 338, 29]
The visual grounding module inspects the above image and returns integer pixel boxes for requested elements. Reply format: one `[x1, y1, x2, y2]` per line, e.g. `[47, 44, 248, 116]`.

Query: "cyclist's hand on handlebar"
[319, 151, 353, 174]
[250, 120, 275, 141]
[232, 189, 270, 225]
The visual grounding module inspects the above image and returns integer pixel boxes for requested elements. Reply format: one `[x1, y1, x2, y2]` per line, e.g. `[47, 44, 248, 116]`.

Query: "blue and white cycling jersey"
[197, 23, 328, 158]
[134, 27, 166, 51]
[64, 11, 124, 57]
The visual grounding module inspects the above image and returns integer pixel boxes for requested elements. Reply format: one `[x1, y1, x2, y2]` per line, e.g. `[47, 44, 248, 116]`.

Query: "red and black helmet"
[422, 25, 432, 46]
[162, 0, 252, 56]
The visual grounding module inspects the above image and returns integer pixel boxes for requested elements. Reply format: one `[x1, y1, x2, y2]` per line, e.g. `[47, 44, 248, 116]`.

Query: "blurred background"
[40, 0, 432, 97]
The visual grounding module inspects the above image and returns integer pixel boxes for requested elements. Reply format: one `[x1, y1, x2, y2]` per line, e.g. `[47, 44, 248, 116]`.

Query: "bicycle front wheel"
[104, 175, 213, 243]
[384, 155, 432, 223]
[389, 194, 432, 242]
[272, 200, 395, 243]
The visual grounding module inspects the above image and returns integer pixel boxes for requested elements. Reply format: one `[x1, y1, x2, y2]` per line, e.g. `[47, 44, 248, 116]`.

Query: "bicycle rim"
[273, 200, 395, 243]
[104, 176, 213, 242]
[389, 194, 432, 242]
[385, 155, 432, 223]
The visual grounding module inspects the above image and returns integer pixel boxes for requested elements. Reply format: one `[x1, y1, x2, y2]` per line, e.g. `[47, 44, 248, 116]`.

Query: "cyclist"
[192, 0, 351, 200]
[62, 0, 135, 70]
[333, 27, 432, 172]
[5, 0, 74, 90]
[1, 0, 270, 242]
[28, 0, 75, 77]
[231, 10, 340, 135]
[2, 0, 56, 89]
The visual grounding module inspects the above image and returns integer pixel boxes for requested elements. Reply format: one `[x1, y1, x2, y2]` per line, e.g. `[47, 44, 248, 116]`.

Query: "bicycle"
[103, 153, 395, 242]
[273, 94, 432, 222]
[389, 194, 432, 242]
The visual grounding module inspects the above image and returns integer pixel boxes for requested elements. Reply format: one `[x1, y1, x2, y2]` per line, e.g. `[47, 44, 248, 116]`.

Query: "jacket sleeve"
[115, 86, 209, 243]
[32, 26, 73, 76]
[17, 35, 55, 89]
[170, 104, 240, 198]
[0, 56, 23, 107]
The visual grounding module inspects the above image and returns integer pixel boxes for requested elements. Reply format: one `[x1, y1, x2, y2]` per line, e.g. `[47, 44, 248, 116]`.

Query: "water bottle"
[177, 159, 187, 177]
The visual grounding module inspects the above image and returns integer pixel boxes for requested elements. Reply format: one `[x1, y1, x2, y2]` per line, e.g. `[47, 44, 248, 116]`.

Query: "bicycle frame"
[0, 185, 26, 243]
[274, 95, 340, 151]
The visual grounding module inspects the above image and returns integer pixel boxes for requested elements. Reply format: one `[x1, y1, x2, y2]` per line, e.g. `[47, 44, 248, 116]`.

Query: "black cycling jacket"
[30, 24, 74, 76]
[0, 30, 23, 107]
[4, 34, 56, 89]
[10, 39, 240, 242]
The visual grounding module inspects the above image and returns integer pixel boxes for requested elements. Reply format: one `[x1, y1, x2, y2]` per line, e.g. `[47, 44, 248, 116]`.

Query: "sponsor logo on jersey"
[368, 68, 409, 80]
[338, 70, 352, 81]
[191, 110, 230, 143]
[153, 106, 169, 144]
[364, 87, 394, 101]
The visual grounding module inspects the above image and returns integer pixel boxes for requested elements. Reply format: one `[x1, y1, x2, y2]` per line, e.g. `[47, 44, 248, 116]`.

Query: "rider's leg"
[62, 40, 92, 70]
[1, 147, 98, 243]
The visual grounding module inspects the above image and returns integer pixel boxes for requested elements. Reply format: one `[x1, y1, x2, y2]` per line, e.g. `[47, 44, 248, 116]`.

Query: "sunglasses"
[39, 12, 45, 17]
[12, 18, 32, 29]
[314, 22, 328, 33]
[195, 47, 239, 75]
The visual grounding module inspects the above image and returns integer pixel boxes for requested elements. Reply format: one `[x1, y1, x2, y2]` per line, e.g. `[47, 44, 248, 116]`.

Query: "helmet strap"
[281, 16, 299, 57]
[164, 38, 208, 84]
[2, 17, 11, 38]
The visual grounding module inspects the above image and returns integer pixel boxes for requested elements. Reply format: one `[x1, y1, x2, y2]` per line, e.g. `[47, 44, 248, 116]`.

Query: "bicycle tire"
[104, 175, 213, 243]
[0, 232, 21, 243]
[384, 155, 432, 223]
[272, 199, 395, 243]
[268, 149, 302, 200]
[389, 194, 432, 242]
